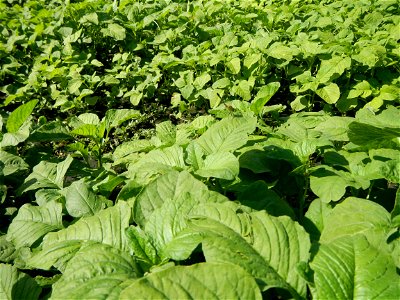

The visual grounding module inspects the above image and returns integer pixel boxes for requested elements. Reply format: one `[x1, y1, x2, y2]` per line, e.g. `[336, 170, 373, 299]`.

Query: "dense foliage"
[1, 0, 399, 299]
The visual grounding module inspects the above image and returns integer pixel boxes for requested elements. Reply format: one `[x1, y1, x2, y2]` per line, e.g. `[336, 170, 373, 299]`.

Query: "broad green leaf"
[348, 122, 400, 148]
[310, 167, 366, 202]
[250, 82, 280, 114]
[320, 197, 393, 244]
[304, 198, 333, 241]
[101, 23, 126, 41]
[75, 113, 100, 128]
[133, 170, 226, 227]
[267, 42, 294, 61]
[104, 109, 140, 131]
[0, 236, 15, 263]
[62, 179, 104, 218]
[0, 150, 28, 176]
[28, 121, 71, 142]
[7, 202, 63, 248]
[68, 78, 82, 94]
[1, 120, 30, 147]
[125, 226, 160, 266]
[193, 72, 211, 90]
[6, 100, 38, 133]
[79, 12, 98, 25]
[29, 202, 131, 271]
[237, 181, 295, 219]
[212, 78, 230, 89]
[188, 216, 307, 297]
[0, 264, 41, 300]
[51, 243, 141, 300]
[195, 152, 239, 180]
[316, 83, 340, 104]
[234, 80, 251, 100]
[18, 156, 73, 193]
[314, 116, 353, 141]
[35, 189, 64, 206]
[185, 142, 205, 170]
[310, 235, 399, 299]
[316, 56, 351, 84]
[226, 57, 241, 74]
[71, 124, 104, 140]
[155, 121, 176, 146]
[196, 116, 257, 155]
[291, 95, 309, 111]
[120, 263, 262, 300]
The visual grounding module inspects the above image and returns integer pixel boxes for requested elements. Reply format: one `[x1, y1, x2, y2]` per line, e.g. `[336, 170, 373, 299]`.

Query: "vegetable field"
[1, 0, 399, 299]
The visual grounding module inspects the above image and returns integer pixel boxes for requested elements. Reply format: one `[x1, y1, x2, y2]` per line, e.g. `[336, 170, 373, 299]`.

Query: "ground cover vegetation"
[0, 0, 399, 298]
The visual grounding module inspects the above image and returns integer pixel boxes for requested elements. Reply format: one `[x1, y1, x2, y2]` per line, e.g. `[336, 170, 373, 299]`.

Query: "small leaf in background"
[104, 109, 140, 131]
[6, 100, 38, 133]
[101, 23, 126, 41]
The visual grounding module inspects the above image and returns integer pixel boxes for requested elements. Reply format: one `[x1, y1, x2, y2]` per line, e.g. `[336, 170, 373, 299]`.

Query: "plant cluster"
[0, 0, 399, 299]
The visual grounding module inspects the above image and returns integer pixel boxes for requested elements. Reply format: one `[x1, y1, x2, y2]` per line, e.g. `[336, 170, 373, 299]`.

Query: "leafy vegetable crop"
[1, 0, 399, 299]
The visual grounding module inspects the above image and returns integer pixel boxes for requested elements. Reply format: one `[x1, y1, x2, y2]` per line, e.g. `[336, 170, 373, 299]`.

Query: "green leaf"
[0, 264, 41, 300]
[226, 57, 241, 74]
[319, 197, 393, 244]
[316, 83, 340, 104]
[310, 167, 364, 202]
[28, 202, 131, 271]
[101, 23, 126, 41]
[6, 100, 38, 133]
[104, 109, 140, 131]
[71, 124, 104, 140]
[28, 121, 72, 142]
[7, 202, 63, 248]
[237, 181, 295, 219]
[0, 150, 28, 176]
[251, 82, 280, 114]
[212, 78, 230, 89]
[1, 119, 31, 147]
[68, 78, 82, 94]
[193, 72, 211, 90]
[133, 171, 225, 227]
[234, 80, 251, 100]
[0, 236, 16, 263]
[348, 122, 400, 148]
[120, 263, 262, 300]
[316, 56, 351, 84]
[50, 243, 141, 300]
[188, 215, 309, 297]
[125, 226, 160, 266]
[314, 116, 353, 141]
[19, 156, 73, 194]
[62, 179, 105, 218]
[196, 116, 257, 155]
[195, 152, 239, 180]
[310, 235, 399, 299]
